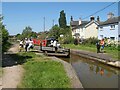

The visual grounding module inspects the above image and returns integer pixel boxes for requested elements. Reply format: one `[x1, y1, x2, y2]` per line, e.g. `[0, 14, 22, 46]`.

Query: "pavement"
[72, 49, 118, 61]
[71, 49, 120, 68]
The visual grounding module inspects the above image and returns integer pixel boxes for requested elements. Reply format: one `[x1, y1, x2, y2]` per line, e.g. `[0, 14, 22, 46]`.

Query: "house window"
[110, 25, 115, 30]
[100, 35, 103, 39]
[110, 37, 115, 40]
[100, 27, 103, 31]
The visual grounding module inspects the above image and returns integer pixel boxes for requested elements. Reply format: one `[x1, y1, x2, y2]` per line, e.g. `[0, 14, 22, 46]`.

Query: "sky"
[2, 2, 118, 35]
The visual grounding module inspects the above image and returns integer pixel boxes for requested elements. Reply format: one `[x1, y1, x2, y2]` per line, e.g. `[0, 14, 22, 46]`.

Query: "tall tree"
[58, 10, 67, 28]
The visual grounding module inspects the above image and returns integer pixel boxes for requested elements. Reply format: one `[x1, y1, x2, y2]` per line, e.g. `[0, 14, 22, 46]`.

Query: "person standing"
[96, 40, 101, 53]
[100, 38, 105, 51]
[19, 39, 23, 52]
[53, 40, 57, 53]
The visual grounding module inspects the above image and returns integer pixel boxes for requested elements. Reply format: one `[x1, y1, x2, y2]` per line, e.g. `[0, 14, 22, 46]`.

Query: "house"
[98, 12, 120, 42]
[70, 16, 89, 39]
[84, 16, 100, 39]
[70, 16, 100, 39]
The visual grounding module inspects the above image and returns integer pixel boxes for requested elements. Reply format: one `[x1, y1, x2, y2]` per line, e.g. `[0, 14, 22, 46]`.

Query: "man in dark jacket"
[96, 40, 101, 53]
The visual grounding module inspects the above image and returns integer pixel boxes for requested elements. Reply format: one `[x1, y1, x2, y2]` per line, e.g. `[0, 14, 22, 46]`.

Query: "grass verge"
[64, 44, 119, 60]
[17, 52, 70, 88]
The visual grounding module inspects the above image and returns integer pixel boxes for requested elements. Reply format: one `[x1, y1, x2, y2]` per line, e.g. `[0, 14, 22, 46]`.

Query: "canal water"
[60, 54, 120, 88]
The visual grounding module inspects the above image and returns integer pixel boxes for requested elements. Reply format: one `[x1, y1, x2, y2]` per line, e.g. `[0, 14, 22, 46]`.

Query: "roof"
[79, 21, 89, 27]
[70, 21, 79, 26]
[85, 20, 100, 28]
[99, 16, 120, 26]
[71, 21, 89, 29]
[70, 20, 89, 26]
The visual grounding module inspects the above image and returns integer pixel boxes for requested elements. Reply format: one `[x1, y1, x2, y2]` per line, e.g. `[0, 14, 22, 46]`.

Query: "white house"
[84, 17, 100, 39]
[70, 16, 100, 39]
[98, 12, 120, 42]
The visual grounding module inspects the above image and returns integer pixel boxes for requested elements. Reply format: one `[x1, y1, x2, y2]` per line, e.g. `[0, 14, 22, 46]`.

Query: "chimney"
[97, 16, 100, 21]
[71, 16, 73, 21]
[90, 16, 95, 21]
[79, 18, 82, 25]
[107, 12, 114, 19]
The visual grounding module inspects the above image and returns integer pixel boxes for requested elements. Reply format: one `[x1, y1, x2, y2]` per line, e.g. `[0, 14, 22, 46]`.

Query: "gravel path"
[0, 44, 23, 89]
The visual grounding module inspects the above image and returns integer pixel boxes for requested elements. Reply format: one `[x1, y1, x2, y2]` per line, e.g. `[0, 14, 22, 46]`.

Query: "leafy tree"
[21, 26, 37, 39]
[0, 15, 9, 52]
[49, 24, 60, 39]
[31, 31, 37, 38]
[58, 27, 73, 44]
[58, 10, 67, 29]
[22, 26, 32, 38]
[16, 33, 23, 40]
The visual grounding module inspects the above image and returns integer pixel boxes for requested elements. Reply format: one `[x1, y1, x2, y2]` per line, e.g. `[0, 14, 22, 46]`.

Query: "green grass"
[64, 44, 119, 60]
[18, 52, 71, 88]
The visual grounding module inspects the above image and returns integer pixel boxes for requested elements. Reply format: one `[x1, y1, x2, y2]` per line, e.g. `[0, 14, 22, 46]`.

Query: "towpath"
[0, 44, 23, 89]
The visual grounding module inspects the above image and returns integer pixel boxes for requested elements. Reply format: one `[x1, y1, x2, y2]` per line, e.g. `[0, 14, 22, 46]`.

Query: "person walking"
[28, 38, 34, 51]
[24, 38, 29, 52]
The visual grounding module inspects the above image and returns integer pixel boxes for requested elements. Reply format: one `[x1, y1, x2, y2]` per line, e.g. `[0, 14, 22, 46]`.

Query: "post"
[44, 17, 45, 32]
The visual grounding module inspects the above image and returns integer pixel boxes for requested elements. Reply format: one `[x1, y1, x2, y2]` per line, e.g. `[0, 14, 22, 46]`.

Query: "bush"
[74, 38, 79, 45]
[82, 37, 98, 45]
[118, 45, 120, 51]
[2, 25, 9, 52]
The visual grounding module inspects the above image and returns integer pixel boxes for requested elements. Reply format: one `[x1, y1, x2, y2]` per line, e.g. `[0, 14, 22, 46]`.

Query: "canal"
[60, 54, 120, 88]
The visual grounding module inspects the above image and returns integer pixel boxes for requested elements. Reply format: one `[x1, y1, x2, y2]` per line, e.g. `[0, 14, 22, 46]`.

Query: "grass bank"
[17, 52, 70, 88]
[64, 44, 119, 60]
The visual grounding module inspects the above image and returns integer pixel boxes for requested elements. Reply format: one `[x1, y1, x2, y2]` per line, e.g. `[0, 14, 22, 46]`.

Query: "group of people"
[19, 38, 34, 52]
[96, 38, 105, 53]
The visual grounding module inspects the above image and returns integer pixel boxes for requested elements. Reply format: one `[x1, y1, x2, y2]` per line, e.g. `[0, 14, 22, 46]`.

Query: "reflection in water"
[89, 65, 94, 72]
[106, 71, 112, 77]
[61, 54, 120, 88]
[95, 66, 100, 74]
[99, 68, 104, 76]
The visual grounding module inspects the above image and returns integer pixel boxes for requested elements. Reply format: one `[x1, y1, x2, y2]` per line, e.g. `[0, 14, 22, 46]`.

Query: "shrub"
[74, 38, 79, 45]
[82, 37, 98, 45]
[2, 25, 9, 52]
[118, 45, 120, 51]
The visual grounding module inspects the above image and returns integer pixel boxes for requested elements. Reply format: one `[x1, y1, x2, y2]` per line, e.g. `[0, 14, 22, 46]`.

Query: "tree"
[0, 15, 9, 52]
[58, 27, 73, 44]
[58, 10, 67, 29]
[16, 33, 23, 40]
[22, 26, 32, 38]
[49, 24, 60, 39]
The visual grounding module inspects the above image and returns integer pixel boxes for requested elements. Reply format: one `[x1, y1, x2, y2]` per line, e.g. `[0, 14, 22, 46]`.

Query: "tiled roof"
[99, 16, 120, 26]
[70, 20, 89, 26]
[71, 21, 89, 29]
[79, 21, 89, 27]
[70, 21, 79, 26]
